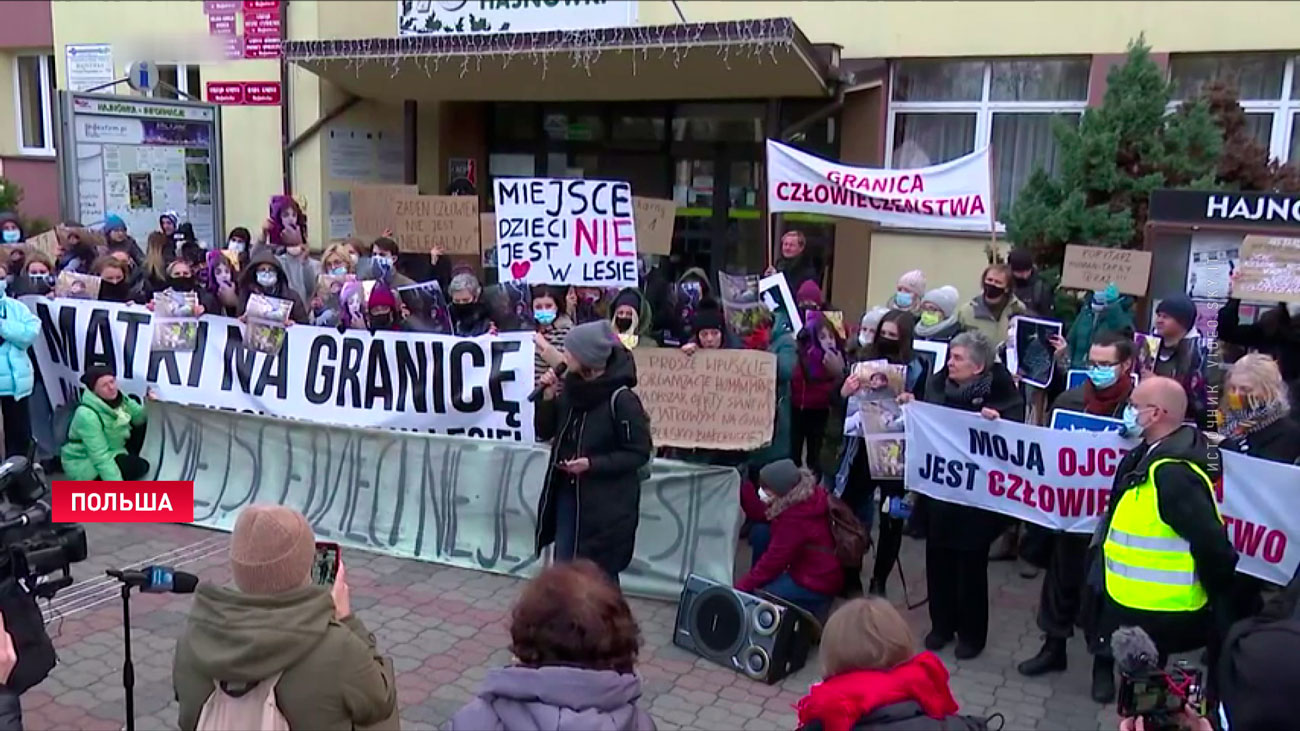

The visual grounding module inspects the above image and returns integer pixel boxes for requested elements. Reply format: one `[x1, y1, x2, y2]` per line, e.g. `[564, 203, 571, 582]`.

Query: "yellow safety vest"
[1103, 458, 1221, 613]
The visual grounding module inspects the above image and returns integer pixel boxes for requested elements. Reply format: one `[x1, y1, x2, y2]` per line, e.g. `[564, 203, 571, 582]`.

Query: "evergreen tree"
[1005, 38, 1222, 270]
[1183, 80, 1300, 193]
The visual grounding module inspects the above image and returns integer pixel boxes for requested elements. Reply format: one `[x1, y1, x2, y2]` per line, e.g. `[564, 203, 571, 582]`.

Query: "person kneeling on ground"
[449, 560, 656, 731]
[61, 365, 150, 481]
[796, 597, 989, 731]
[736, 459, 843, 621]
[173, 505, 397, 731]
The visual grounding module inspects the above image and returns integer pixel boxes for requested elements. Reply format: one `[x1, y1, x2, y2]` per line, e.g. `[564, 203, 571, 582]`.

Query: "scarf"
[914, 313, 958, 339]
[795, 653, 959, 731]
[943, 371, 992, 409]
[1225, 399, 1289, 439]
[1083, 377, 1133, 416]
[764, 474, 816, 521]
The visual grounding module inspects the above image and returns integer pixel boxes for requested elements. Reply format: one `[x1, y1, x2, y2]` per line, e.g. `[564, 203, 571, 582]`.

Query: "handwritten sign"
[633, 196, 676, 256]
[25, 230, 60, 261]
[480, 213, 496, 250]
[351, 184, 417, 239]
[392, 195, 479, 254]
[494, 178, 638, 288]
[632, 347, 776, 450]
[1060, 244, 1153, 296]
[1234, 235, 1300, 304]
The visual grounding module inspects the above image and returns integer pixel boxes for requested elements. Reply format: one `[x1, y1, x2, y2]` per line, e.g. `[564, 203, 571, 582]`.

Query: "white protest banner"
[26, 296, 535, 441]
[766, 139, 993, 232]
[906, 402, 1300, 585]
[147, 402, 740, 601]
[494, 178, 638, 289]
[1219, 451, 1300, 586]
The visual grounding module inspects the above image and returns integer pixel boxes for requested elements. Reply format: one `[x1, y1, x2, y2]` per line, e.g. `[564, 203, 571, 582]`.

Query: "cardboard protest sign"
[631, 347, 775, 450]
[494, 178, 638, 288]
[1060, 244, 1152, 296]
[392, 195, 480, 254]
[633, 196, 676, 256]
[351, 184, 418, 239]
[480, 213, 496, 250]
[25, 230, 60, 261]
[1233, 235, 1300, 304]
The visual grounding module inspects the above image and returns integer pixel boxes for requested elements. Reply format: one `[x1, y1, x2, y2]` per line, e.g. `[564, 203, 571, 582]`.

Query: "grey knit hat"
[564, 320, 616, 369]
[758, 459, 802, 496]
[921, 286, 960, 318]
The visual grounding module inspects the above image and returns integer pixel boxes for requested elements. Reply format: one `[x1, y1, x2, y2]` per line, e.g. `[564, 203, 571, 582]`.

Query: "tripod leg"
[122, 586, 134, 731]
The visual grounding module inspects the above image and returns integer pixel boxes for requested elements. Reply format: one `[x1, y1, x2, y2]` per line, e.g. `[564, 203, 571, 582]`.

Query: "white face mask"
[758, 488, 776, 504]
[858, 330, 873, 347]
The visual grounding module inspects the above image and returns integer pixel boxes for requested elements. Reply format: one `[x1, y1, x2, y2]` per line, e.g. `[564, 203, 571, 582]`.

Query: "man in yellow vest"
[1089, 377, 1238, 703]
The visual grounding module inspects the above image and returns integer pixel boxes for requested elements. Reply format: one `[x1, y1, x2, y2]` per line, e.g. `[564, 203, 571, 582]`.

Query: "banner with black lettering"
[905, 402, 1300, 585]
[26, 296, 535, 441]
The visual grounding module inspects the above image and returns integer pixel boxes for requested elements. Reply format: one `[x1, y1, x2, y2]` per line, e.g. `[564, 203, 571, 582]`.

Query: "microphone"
[1111, 625, 1161, 676]
[107, 565, 199, 594]
[528, 363, 567, 403]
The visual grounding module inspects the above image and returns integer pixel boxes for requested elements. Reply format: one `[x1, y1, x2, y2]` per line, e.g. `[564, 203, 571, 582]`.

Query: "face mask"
[256, 270, 278, 289]
[614, 316, 634, 332]
[877, 338, 900, 357]
[286, 245, 304, 257]
[1226, 391, 1246, 411]
[1, 230, 19, 244]
[450, 302, 474, 318]
[1122, 405, 1145, 436]
[28, 272, 49, 284]
[228, 240, 245, 253]
[858, 330, 873, 347]
[757, 489, 775, 505]
[895, 291, 913, 308]
[983, 283, 1006, 300]
[1091, 301, 1108, 313]
[534, 309, 557, 325]
[168, 276, 195, 292]
[100, 281, 129, 301]
[920, 311, 941, 327]
[370, 313, 393, 330]
[331, 266, 348, 276]
[1087, 364, 1119, 389]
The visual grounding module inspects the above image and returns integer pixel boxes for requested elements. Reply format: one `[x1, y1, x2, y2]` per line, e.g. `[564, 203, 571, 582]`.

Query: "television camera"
[0, 456, 87, 599]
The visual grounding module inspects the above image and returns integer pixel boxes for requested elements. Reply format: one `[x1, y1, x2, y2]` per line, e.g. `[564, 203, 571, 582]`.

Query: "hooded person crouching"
[534, 321, 652, 586]
[173, 505, 397, 731]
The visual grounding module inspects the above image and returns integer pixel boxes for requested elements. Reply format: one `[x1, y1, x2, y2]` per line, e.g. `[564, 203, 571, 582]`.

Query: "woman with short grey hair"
[903, 325, 1024, 661]
[447, 272, 494, 337]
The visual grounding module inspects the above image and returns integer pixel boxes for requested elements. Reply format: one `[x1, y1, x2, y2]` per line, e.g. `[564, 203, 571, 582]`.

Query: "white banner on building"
[27, 297, 536, 441]
[766, 140, 994, 232]
[399, 0, 636, 36]
[905, 402, 1300, 585]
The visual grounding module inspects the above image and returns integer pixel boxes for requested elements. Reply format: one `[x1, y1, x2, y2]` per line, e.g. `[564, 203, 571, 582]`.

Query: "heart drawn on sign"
[510, 260, 531, 280]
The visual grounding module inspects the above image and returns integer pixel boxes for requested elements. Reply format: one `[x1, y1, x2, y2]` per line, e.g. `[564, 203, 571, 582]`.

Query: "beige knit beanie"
[229, 505, 315, 595]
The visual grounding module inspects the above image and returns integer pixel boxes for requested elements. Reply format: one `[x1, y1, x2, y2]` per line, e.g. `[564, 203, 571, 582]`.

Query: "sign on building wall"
[399, 0, 637, 36]
[58, 92, 224, 247]
[65, 44, 115, 93]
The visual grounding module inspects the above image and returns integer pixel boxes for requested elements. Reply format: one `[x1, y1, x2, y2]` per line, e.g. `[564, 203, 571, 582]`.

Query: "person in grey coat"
[449, 561, 656, 731]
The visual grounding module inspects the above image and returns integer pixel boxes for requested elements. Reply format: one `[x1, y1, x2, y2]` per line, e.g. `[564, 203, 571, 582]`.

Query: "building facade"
[39, 1, 1300, 315]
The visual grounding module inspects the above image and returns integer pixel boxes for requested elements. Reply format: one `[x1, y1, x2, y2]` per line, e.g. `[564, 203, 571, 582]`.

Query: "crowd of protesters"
[4, 203, 1300, 731]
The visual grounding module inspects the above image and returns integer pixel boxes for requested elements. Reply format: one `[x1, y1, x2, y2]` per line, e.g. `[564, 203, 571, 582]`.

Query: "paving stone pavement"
[20, 522, 1123, 730]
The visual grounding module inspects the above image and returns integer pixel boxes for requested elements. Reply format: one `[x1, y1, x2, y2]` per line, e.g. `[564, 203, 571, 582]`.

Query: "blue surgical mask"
[1087, 364, 1119, 389]
[1121, 404, 1142, 435]
[256, 270, 278, 288]
[1, 230, 19, 244]
[1091, 300, 1108, 313]
[534, 309, 557, 325]
[895, 291, 913, 308]
[331, 266, 348, 276]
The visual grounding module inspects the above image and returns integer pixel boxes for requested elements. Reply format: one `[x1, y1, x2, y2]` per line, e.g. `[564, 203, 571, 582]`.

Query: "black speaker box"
[672, 574, 813, 684]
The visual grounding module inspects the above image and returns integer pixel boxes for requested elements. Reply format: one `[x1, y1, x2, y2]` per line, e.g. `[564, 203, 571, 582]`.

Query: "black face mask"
[983, 283, 1006, 301]
[876, 338, 900, 357]
[371, 313, 394, 330]
[450, 302, 475, 319]
[21, 275, 51, 295]
[1013, 274, 1031, 284]
[168, 276, 195, 292]
[100, 281, 130, 302]
[614, 316, 634, 332]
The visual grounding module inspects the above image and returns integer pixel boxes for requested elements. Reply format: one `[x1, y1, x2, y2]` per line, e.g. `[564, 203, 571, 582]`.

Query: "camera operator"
[0, 575, 55, 731]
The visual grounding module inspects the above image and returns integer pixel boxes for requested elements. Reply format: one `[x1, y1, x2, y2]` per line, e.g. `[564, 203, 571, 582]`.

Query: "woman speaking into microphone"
[533, 320, 652, 588]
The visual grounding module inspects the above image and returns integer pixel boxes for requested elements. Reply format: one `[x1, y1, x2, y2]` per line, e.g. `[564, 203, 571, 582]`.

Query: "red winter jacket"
[737, 483, 843, 596]
[793, 356, 838, 410]
[795, 653, 967, 731]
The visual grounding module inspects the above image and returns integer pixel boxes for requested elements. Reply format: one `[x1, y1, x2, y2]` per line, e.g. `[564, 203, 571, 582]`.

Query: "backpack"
[824, 492, 871, 568]
[610, 386, 652, 482]
[195, 673, 290, 731]
[51, 400, 82, 450]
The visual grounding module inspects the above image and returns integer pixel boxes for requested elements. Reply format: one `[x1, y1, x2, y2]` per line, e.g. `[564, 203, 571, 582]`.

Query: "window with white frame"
[151, 64, 202, 100]
[1168, 52, 1300, 163]
[14, 54, 55, 156]
[888, 58, 1090, 218]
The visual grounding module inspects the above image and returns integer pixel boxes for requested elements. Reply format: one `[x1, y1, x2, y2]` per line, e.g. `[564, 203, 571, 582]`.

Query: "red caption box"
[52, 482, 195, 523]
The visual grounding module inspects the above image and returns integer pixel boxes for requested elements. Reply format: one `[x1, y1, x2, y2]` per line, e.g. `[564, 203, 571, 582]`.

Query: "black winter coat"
[918, 364, 1023, 551]
[1091, 426, 1239, 654]
[535, 347, 653, 578]
[798, 702, 987, 731]
[1220, 416, 1300, 465]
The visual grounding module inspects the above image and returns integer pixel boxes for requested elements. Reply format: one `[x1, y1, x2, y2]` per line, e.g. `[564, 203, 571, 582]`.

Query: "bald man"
[1085, 376, 1238, 703]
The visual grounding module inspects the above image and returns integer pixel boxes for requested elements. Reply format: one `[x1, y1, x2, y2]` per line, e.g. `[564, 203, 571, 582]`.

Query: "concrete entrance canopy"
[283, 18, 835, 102]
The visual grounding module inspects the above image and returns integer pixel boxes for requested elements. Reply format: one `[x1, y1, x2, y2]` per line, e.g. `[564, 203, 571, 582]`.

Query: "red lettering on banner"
[1223, 514, 1287, 563]
[1038, 485, 1055, 513]
[52, 481, 195, 523]
[1265, 530, 1287, 563]
[1058, 447, 1125, 478]
[988, 470, 1006, 497]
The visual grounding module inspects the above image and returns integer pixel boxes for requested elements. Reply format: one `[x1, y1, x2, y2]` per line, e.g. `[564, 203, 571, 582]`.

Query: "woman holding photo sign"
[902, 329, 1023, 659]
[534, 321, 652, 587]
